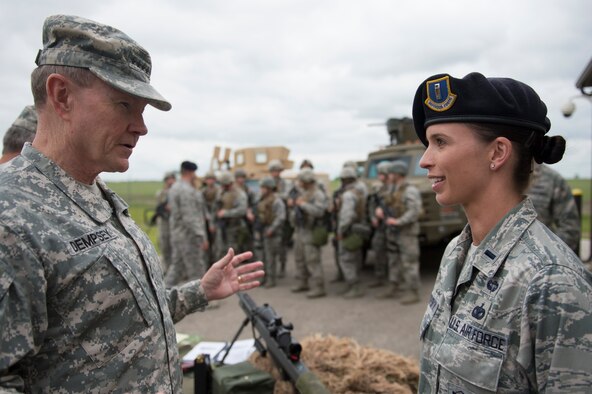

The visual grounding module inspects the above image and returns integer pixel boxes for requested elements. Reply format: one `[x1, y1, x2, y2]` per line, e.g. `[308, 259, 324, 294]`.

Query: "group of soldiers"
[154, 157, 425, 304]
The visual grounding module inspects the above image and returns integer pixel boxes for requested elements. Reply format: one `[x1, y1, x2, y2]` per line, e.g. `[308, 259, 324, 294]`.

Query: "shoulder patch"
[424, 75, 457, 112]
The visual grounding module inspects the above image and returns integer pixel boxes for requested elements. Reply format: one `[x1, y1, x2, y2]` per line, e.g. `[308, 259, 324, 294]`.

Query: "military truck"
[363, 117, 467, 247]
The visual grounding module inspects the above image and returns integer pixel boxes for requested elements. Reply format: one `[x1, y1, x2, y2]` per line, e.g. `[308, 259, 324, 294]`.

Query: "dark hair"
[468, 123, 565, 193]
[31, 65, 95, 106]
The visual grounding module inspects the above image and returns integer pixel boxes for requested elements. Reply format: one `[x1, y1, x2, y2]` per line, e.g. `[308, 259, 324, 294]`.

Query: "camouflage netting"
[248, 334, 419, 394]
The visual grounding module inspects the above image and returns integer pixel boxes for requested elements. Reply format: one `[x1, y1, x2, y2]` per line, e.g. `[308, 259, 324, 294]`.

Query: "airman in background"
[269, 159, 292, 277]
[252, 176, 286, 288]
[166, 161, 209, 286]
[528, 163, 581, 253]
[367, 161, 392, 288]
[0, 105, 37, 164]
[336, 167, 369, 298]
[155, 171, 176, 273]
[202, 170, 220, 264]
[288, 168, 329, 298]
[235, 168, 256, 253]
[376, 160, 422, 304]
[214, 170, 248, 255]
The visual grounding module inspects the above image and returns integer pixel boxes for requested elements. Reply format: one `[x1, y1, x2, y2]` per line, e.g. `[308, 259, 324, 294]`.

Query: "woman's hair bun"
[533, 135, 566, 164]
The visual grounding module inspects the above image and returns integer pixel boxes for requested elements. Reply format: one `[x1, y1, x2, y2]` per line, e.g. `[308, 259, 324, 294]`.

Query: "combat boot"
[367, 278, 386, 288]
[306, 286, 326, 299]
[400, 289, 420, 305]
[375, 282, 400, 299]
[343, 283, 365, 299]
[291, 279, 309, 293]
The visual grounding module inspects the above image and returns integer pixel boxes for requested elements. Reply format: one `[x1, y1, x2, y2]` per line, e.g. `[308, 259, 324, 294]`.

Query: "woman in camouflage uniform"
[413, 72, 592, 393]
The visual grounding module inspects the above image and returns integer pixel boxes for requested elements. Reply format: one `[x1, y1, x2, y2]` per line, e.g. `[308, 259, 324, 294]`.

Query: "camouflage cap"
[35, 15, 171, 111]
[11, 105, 38, 133]
[339, 166, 357, 179]
[268, 159, 284, 172]
[259, 176, 276, 189]
[297, 168, 316, 183]
[218, 170, 234, 185]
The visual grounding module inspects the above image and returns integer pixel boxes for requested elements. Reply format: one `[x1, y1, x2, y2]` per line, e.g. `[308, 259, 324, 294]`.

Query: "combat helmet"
[259, 176, 276, 190]
[388, 160, 408, 175]
[297, 168, 316, 183]
[339, 166, 357, 180]
[377, 161, 391, 175]
[268, 159, 284, 172]
[218, 170, 234, 185]
[234, 168, 247, 178]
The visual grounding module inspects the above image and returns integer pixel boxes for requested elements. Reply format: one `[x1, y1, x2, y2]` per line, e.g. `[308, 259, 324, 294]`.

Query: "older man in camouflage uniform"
[336, 167, 369, 298]
[214, 170, 248, 254]
[155, 171, 176, 274]
[165, 161, 210, 286]
[0, 105, 37, 164]
[0, 15, 263, 393]
[289, 168, 329, 298]
[367, 161, 392, 288]
[252, 176, 286, 288]
[528, 163, 581, 253]
[376, 160, 422, 304]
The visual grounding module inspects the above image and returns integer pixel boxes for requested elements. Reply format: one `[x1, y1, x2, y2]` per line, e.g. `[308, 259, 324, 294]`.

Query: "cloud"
[1, 0, 591, 182]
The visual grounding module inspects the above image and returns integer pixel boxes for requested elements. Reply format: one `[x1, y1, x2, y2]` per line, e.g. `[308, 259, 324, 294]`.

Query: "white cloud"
[1, 0, 591, 181]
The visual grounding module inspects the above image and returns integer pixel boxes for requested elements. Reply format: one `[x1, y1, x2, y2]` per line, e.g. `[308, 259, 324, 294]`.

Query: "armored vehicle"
[363, 117, 467, 246]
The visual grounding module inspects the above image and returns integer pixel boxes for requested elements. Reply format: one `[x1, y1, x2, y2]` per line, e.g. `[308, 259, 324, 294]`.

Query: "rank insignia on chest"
[424, 75, 457, 112]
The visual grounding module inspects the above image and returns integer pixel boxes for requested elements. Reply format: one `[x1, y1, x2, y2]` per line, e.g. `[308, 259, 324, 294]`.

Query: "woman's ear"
[489, 137, 513, 171]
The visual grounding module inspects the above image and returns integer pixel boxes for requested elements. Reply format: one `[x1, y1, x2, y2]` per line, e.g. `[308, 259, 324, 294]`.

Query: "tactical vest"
[203, 186, 218, 205]
[386, 182, 408, 218]
[221, 188, 238, 210]
[257, 194, 276, 226]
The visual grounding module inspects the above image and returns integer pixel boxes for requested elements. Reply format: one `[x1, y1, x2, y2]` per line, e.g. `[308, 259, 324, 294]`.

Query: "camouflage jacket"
[169, 179, 208, 239]
[385, 180, 421, 236]
[0, 145, 209, 393]
[337, 184, 364, 237]
[289, 186, 328, 230]
[528, 164, 581, 252]
[257, 193, 286, 236]
[419, 198, 592, 393]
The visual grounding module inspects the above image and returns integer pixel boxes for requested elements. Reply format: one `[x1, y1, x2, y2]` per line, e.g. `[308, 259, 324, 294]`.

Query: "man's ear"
[489, 136, 513, 170]
[45, 74, 74, 120]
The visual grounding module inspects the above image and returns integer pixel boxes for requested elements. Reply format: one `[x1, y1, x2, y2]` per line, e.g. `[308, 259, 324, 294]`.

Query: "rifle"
[288, 186, 304, 227]
[149, 200, 168, 226]
[223, 293, 330, 394]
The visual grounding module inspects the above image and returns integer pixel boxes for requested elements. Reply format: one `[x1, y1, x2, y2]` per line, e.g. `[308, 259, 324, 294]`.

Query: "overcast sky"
[1, 0, 591, 181]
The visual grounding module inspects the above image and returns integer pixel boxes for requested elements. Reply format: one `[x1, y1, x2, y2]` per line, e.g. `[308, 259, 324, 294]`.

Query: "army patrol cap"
[218, 170, 234, 185]
[11, 105, 38, 133]
[297, 168, 316, 183]
[35, 15, 171, 111]
[388, 160, 408, 175]
[268, 159, 284, 172]
[376, 161, 391, 175]
[234, 168, 247, 178]
[259, 176, 276, 189]
[339, 166, 357, 180]
[412, 72, 551, 147]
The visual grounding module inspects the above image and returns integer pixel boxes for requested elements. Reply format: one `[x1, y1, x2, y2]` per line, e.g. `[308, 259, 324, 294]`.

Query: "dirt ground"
[175, 244, 443, 361]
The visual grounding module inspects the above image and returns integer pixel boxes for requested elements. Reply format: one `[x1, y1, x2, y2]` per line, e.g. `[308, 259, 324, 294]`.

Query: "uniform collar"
[21, 143, 128, 224]
[464, 197, 537, 279]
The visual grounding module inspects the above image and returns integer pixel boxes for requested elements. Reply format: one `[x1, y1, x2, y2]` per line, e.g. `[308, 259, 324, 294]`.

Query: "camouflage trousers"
[386, 231, 420, 291]
[214, 224, 249, 257]
[338, 242, 362, 284]
[157, 219, 173, 274]
[370, 227, 387, 279]
[165, 232, 207, 286]
[262, 232, 283, 283]
[294, 228, 325, 286]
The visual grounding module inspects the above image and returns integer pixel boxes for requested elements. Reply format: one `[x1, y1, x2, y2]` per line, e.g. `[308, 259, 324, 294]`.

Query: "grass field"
[107, 178, 592, 247]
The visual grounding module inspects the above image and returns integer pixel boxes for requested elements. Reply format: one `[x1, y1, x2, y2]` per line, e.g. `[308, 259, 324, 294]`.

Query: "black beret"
[412, 72, 551, 146]
[180, 161, 197, 171]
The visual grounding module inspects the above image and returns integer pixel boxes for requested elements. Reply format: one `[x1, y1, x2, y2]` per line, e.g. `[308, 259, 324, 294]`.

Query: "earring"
[490, 163, 495, 170]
